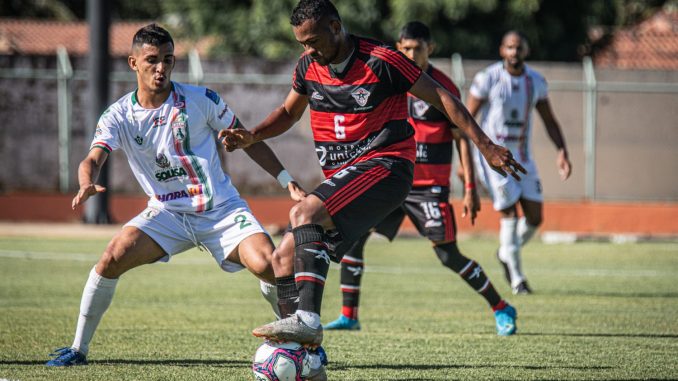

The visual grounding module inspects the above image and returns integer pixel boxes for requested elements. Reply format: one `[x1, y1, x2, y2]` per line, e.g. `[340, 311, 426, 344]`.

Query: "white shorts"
[475, 152, 543, 211]
[125, 199, 268, 272]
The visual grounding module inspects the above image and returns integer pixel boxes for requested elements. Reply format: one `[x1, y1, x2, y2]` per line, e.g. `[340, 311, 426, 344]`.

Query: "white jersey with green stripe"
[90, 82, 241, 213]
[469, 62, 548, 163]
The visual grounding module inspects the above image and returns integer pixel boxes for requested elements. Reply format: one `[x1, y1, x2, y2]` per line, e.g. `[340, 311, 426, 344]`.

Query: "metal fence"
[0, 49, 676, 201]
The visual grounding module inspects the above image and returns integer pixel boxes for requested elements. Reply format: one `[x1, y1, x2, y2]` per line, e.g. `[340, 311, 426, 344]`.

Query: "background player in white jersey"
[46, 24, 306, 367]
[466, 31, 572, 294]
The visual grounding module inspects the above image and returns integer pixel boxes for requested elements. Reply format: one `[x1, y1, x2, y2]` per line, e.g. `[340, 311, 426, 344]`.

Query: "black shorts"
[373, 186, 457, 243]
[311, 157, 414, 247]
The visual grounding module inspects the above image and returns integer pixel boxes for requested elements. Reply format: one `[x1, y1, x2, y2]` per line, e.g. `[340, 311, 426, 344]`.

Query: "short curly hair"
[290, 0, 341, 27]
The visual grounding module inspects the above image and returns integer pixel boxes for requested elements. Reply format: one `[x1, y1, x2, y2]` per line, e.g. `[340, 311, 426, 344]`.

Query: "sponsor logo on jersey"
[152, 116, 167, 127]
[416, 143, 428, 160]
[351, 87, 370, 107]
[311, 91, 324, 101]
[205, 88, 221, 105]
[174, 100, 185, 109]
[322, 178, 336, 187]
[218, 105, 230, 120]
[155, 153, 171, 168]
[154, 185, 204, 202]
[134, 135, 143, 145]
[155, 166, 187, 182]
[413, 99, 430, 117]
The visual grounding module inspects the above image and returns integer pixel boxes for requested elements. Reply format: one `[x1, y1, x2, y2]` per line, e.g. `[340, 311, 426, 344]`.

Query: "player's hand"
[72, 183, 107, 210]
[218, 128, 255, 152]
[287, 181, 307, 202]
[557, 149, 572, 181]
[483, 144, 526, 180]
[462, 188, 480, 225]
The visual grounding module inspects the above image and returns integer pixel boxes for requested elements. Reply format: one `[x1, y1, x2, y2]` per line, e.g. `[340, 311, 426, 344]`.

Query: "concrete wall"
[0, 55, 676, 201]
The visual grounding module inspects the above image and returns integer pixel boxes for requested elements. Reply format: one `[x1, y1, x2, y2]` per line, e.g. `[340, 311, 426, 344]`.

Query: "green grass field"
[1, 235, 677, 380]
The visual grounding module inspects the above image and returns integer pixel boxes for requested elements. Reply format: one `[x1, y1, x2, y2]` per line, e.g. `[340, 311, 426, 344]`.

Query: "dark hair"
[132, 23, 174, 48]
[502, 30, 527, 45]
[290, 0, 341, 27]
[399, 21, 431, 43]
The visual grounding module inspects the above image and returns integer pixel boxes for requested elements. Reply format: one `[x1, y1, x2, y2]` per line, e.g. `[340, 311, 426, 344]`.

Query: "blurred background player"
[45, 24, 308, 367]
[323, 21, 517, 336]
[466, 31, 572, 294]
[221, 0, 524, 349]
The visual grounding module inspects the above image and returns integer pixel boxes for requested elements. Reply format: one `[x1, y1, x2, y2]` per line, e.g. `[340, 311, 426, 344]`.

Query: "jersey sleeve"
[469, 69, 491, 100]
[292, 55, 310, 95]
[534, 72, 549, 101]
[90, 107, 122, 154]
[378, 47, 423, 94]
[204, 88, 239, 130]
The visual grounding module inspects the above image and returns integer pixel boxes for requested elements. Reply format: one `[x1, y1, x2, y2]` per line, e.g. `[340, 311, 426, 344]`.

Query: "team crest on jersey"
[134, 135, 143, 145]
[155, 153, 171, 168]
[172, 115, 187, 142]
[351, 87, 371, 107]
[413, 99, 430, 117]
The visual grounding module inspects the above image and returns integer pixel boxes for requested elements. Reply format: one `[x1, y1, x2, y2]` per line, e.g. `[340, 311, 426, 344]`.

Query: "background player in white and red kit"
[46, 24, 307, 367]
[221, 0, 524, 349]
[322, 21, 517, 336]
[467, 31, 572, 294]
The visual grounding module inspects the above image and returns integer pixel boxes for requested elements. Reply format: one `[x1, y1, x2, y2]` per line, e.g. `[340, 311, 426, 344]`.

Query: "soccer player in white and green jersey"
[466, 31, 572, 294]
[46, 24, 307, 367]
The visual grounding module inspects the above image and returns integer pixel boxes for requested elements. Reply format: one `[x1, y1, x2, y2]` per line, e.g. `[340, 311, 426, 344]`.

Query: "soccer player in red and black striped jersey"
[221, 0, 524, 348]
[323, 21, 517, 336]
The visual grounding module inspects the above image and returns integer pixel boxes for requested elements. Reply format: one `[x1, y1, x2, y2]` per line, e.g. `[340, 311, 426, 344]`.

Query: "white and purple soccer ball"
[252, 341, 310, 381]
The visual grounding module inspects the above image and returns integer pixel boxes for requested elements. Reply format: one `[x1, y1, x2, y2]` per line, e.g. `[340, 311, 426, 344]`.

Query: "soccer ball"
[252, 341, 310, 381]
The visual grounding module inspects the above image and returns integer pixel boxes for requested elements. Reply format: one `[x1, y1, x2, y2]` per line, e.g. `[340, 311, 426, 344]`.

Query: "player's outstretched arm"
[72, 148, 108, 210]
[409, 74, 526, 180]
[241, 140, 307, 201]
[536, 99, 572, 181]
[453, 129, 480, 225]
[220, 89, 309, 152]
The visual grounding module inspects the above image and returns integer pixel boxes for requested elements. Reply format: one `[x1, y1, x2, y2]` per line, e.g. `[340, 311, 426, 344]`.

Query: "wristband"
[465, 182, 476, 190]
[277, 170, 294, 188]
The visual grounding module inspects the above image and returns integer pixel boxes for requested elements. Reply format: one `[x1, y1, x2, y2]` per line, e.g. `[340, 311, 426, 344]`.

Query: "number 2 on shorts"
[234, 214, 252, 229]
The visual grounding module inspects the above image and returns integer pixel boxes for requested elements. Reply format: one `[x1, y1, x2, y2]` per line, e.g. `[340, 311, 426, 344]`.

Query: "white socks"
[517, 216, 538, 246]
[259, 280, 280, 319]
[296, 310, 321, 329]
[71, 267, 118, 355]
[499, 217, 525, 287]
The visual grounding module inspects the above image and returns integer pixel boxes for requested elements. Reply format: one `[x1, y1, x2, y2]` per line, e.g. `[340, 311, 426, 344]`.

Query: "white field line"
[0, 249, 673, 277]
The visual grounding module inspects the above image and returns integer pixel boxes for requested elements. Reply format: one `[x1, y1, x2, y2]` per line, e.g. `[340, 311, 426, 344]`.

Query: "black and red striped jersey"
[292, 35, 422, 177]
[408, 65, 461, 188]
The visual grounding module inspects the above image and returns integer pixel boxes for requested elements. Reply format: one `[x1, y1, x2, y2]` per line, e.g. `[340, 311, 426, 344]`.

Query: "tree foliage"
[3, 0, 673, 61]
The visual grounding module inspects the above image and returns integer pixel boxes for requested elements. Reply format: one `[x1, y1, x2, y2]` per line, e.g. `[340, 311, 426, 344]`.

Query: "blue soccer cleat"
[323, 315, 361, 331]
[494, 304, 517, 336]
[46, 347, 87, 367]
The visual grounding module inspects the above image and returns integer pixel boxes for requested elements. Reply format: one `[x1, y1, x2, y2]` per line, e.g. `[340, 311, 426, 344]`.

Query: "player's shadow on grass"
[328, 363, 614, 371]
[520, 332, 678, 339]
[542, 289, 678, 298]
[0, 359, 250, 367]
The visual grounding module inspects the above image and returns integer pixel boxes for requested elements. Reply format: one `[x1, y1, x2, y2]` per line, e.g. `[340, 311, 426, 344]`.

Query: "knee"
[526, 215, 543, 227]
[96, 245, 126, 279]
[289, 203, 313, 226]
[433, 241, 466, 272]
